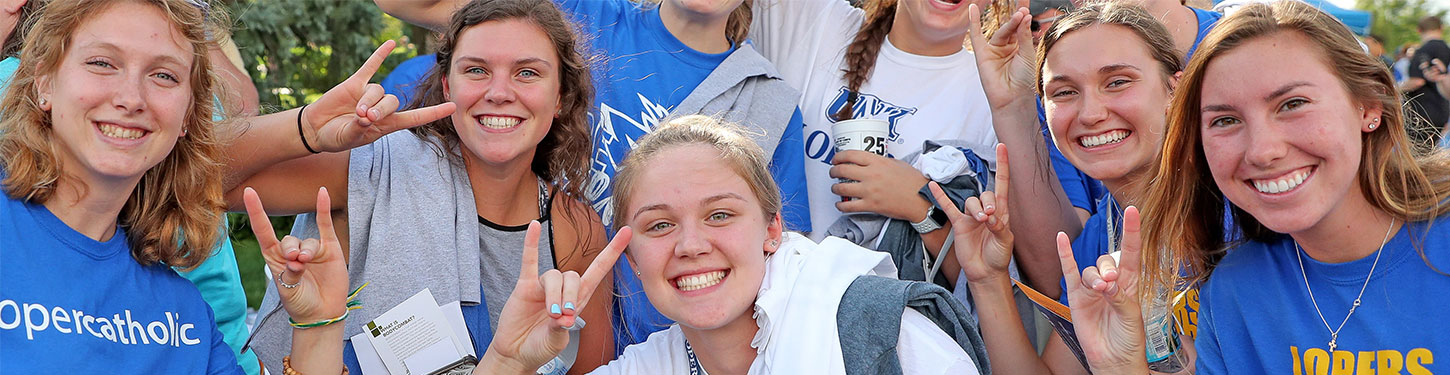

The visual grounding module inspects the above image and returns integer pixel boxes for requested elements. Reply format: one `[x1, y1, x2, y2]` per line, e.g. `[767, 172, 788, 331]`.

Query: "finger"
[579, 227, 631, 305]
[1119, 206, 1143, 278]
[1056, 232, 1084, 294]
[539, 269, 564, 318]
[344, 40, 397, 86]
[517, 221, 542, 283]
[978, 191, 997, 216]
[835, 196, 872, 213]
[243, 188, 280, 250]
[927, 182, 967, 222]
[376, 102, 457, 132]
[962, 196, 987, 222]
[1080, 266, 1113, 296]
[1013, 9, 1033, 57]
[965, 3, 988, 51]
[829, 180, 865, 199]
[314, 187, 340, 247]
[356, 84, 386, 125]
[1096, 253, 1119, 283]
[561, 271, 581, 315]
[993, 143, 1010, 210]
[987, 6, 1023, 46]
[827, 163, 869, 181]
[830, 150, 876, 166]
[371, 94, 402, 123]
[291, 238, 321, 275]
[275, 235, 304, 287]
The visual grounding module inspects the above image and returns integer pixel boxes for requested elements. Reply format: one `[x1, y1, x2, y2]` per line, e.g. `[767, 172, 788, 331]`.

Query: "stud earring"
[1370, 118, 1380, 130]
[38, 98, 45, 106]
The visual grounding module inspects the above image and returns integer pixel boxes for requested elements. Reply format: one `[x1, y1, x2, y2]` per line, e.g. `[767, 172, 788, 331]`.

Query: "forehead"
[1043, 24, 1159, 79]
[627, 145, 757, 211]
[1201, 31, 1337, 104]
[72, 2, 194, 64]
[453, 18, 560, 66]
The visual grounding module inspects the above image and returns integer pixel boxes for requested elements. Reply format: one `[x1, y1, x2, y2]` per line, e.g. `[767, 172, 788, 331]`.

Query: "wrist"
[966, 272, 1014, 294]
[478, 351, 533, 375]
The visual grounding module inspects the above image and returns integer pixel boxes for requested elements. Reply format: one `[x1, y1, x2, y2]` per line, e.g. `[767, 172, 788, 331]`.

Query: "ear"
[1360, 103, 1385, 133]
[1169, 71, 1184, 93]
[441, 76, 451, 101]
[763, 212, 784, 255]
[35, 68, 51, 112]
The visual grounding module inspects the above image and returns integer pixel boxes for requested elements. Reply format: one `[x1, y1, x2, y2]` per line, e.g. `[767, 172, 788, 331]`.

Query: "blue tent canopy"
[1213, 0, 1372, 35]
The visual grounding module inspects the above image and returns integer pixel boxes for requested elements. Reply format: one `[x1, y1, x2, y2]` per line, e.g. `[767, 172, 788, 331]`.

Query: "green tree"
[220, 0, 431, 308]
[1359, 0, 1448, 51]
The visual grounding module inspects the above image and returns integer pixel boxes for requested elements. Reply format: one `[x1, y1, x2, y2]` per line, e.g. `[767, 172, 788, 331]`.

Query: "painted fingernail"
[550, 304, 561, 315]
[975, 212, 986, 219]
[563, 302, 575, 312]
[984, 205, 995, 211]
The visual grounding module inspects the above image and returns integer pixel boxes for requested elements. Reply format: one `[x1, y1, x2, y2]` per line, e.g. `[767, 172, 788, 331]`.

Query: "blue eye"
[86, 60, 115, 69]
[1107, 79, 1132, 88]
[153, 72, 179, 83]
[465, 66, 486, 74]
[647, 221, 674, 232]
[708, 212, 732, 222]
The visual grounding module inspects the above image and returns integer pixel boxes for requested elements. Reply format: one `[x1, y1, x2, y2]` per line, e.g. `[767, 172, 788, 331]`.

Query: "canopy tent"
[1213, 0, 1373, 35]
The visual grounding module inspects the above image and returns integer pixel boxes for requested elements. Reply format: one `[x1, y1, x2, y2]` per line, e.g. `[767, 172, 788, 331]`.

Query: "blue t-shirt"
[1195, 218, 1450, 374]
[381, 53, 437, 107]
[0, 193, 240, 374]
[558, 0, 811, 354]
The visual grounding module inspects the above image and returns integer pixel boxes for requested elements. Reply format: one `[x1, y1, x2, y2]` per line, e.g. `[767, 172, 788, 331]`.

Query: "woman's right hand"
[967, 4, 1037, 111]
[1056, 206, 1151, 374]
[928, 144, 1014, 283]
[479, 224, 633, 373]
[300, 40, 456, 153]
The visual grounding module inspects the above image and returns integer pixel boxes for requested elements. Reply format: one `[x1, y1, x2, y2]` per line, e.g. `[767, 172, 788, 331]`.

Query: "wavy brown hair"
[0, 0, 227, 270]
[834, 0, 1011, 121]
[612, 115, 782, 234]
[408, 0, 594, 204]
[1034, 2, 1181, 98]
[1141, 0, 1450, 291]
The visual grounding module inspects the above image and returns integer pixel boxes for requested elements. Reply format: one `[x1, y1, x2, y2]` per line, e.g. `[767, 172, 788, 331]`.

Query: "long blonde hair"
[0, 0, 227, 270]
[1140, 0, 1450, 290]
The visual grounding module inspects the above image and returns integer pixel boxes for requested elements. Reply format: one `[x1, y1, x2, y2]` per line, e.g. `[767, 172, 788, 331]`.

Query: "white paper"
[439, 301, 474, 357]
[351, 331, 389, 375]
[360, 289, 465, 375]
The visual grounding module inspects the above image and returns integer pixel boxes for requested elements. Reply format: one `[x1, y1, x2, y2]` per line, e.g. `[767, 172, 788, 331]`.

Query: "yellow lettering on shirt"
[1408, 348, 1433, 375]
[1172, 288, 1200, 339]
[1288, 347, 1438, 374]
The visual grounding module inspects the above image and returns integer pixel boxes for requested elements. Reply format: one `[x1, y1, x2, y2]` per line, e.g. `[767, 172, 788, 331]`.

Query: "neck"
[886, 11, 965, 57]
[659, 1, 733, 54]
[1293, 197, 1400, 264]
[1423, 32, 1443, 42]
[42, 175, 138, 242]
[680, 311, 760, 375]
[463, 152, 541, 225]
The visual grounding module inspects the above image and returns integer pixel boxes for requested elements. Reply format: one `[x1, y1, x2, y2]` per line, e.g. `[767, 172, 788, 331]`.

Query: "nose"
[484, 76, 515, 105]
[1243, 119, 1288, 167]
[673, 222, 711, 259]
[1077, 90, 1109, 127]
[112, 76, 146, 113]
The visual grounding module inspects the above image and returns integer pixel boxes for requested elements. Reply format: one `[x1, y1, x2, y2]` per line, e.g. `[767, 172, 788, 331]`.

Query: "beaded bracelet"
[289, 283, 368, 329]
[283, 355, 349, 375]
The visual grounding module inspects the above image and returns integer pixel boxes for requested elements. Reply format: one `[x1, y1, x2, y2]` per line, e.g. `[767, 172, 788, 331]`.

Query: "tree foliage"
[1359, 0, 1448, 51]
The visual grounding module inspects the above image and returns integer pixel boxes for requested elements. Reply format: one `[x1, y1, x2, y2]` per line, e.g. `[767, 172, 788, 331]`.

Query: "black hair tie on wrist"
[297, 104, 320, 154]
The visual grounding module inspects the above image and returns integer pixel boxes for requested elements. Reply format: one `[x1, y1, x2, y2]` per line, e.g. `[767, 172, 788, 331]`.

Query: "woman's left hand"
[1057, 206, 1151, 374]
[243, 187, 350, 323]
[928, 144, 1014, 283]
[830, 150, 930, 221]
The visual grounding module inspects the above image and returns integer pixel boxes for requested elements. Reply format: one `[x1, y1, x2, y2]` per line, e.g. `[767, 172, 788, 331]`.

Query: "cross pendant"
[1329, 335, 1338, 352]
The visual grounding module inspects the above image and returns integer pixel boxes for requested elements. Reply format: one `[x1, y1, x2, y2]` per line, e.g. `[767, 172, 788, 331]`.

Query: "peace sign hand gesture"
[479, 225, 634, 374]
[968, 4, 1037, 112]
[300, 40, 456, 153]
[1056, 206, 1151, 374]
[928, 144, 1015, 284]
[243, 187, 350, 324]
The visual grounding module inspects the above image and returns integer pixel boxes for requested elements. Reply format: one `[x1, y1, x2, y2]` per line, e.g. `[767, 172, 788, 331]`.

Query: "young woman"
[471, 115, 987, 374]
[227, 0, 615, 373]
[1062, 2, 1450, 373]
[375, 0, 813, 353]
[0, 0, 344, 373]
[935, 2, 1196, 374]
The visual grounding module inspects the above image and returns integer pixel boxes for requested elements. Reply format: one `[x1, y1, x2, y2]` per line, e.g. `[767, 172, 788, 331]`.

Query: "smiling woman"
[0, 0, 346, 373]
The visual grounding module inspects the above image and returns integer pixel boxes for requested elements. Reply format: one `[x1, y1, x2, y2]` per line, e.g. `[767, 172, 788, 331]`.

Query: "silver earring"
[1371, 118, 1380, 129]
[770, 240, 779, 247]
[37, 98, 45, 106]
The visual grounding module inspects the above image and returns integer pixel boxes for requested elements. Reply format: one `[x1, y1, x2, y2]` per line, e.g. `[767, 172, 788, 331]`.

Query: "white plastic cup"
[832, 119, 890, 201]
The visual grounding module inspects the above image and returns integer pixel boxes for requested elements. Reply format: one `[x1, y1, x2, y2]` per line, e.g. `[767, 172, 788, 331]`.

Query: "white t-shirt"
[750, 0, 997, 239]
[587, 310, 977, 375]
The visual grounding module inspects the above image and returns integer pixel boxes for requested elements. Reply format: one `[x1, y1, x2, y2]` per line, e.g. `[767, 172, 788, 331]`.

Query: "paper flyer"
[350, 289, 474, 375]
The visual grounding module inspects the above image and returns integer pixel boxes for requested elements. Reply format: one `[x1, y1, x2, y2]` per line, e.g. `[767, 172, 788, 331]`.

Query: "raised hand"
[482, 224, 633, 373]
[830, 150, 931, 221]
[967, 4, 1036, 111]
[243, 187, 350, 323]
[928, 144, 1014, 283]
[1057, 206, 1150, 373]
[300, 40, 456, 153]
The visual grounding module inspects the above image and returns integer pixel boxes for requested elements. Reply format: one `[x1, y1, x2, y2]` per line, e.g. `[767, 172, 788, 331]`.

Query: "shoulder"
[595, 326, 686, 374]
[549, 193, 607, 272]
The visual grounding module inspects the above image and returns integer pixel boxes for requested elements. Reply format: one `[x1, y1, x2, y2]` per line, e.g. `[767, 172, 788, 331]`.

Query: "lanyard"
[684, 338, 707, 375]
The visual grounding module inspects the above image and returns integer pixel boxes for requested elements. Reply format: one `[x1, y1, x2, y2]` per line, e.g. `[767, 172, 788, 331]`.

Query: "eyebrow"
[1202, 81, 1315, 113]
[1045, 64, 1143, 88]
[629, 193, 747, 221]
[454, 55, 554, 68]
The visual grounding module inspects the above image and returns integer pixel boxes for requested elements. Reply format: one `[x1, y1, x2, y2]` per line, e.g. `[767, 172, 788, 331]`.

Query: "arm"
[552, 196, 617, 374]
[374, 0, 462, 32]
[829, 150, 958, 282]
[966, 6, 1080, 298]
[222, 41, 454, 214]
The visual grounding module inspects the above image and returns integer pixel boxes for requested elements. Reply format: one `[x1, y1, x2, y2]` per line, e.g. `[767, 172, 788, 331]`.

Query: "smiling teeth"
[1252, 168, 1310, 194]
[478, 116, 520, 129]
[98, 123, 143, 140]
[1079, 130, 1129, 148]
[676, 271, 726, 292]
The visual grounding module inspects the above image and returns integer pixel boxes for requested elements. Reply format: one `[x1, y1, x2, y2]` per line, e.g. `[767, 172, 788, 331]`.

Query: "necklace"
[1294, 219, 1395, 353]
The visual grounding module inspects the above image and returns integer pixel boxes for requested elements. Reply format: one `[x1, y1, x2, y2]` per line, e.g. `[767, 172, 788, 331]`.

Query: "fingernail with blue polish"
[550, 304, 562, 315]
[563, 302, 576, 311]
